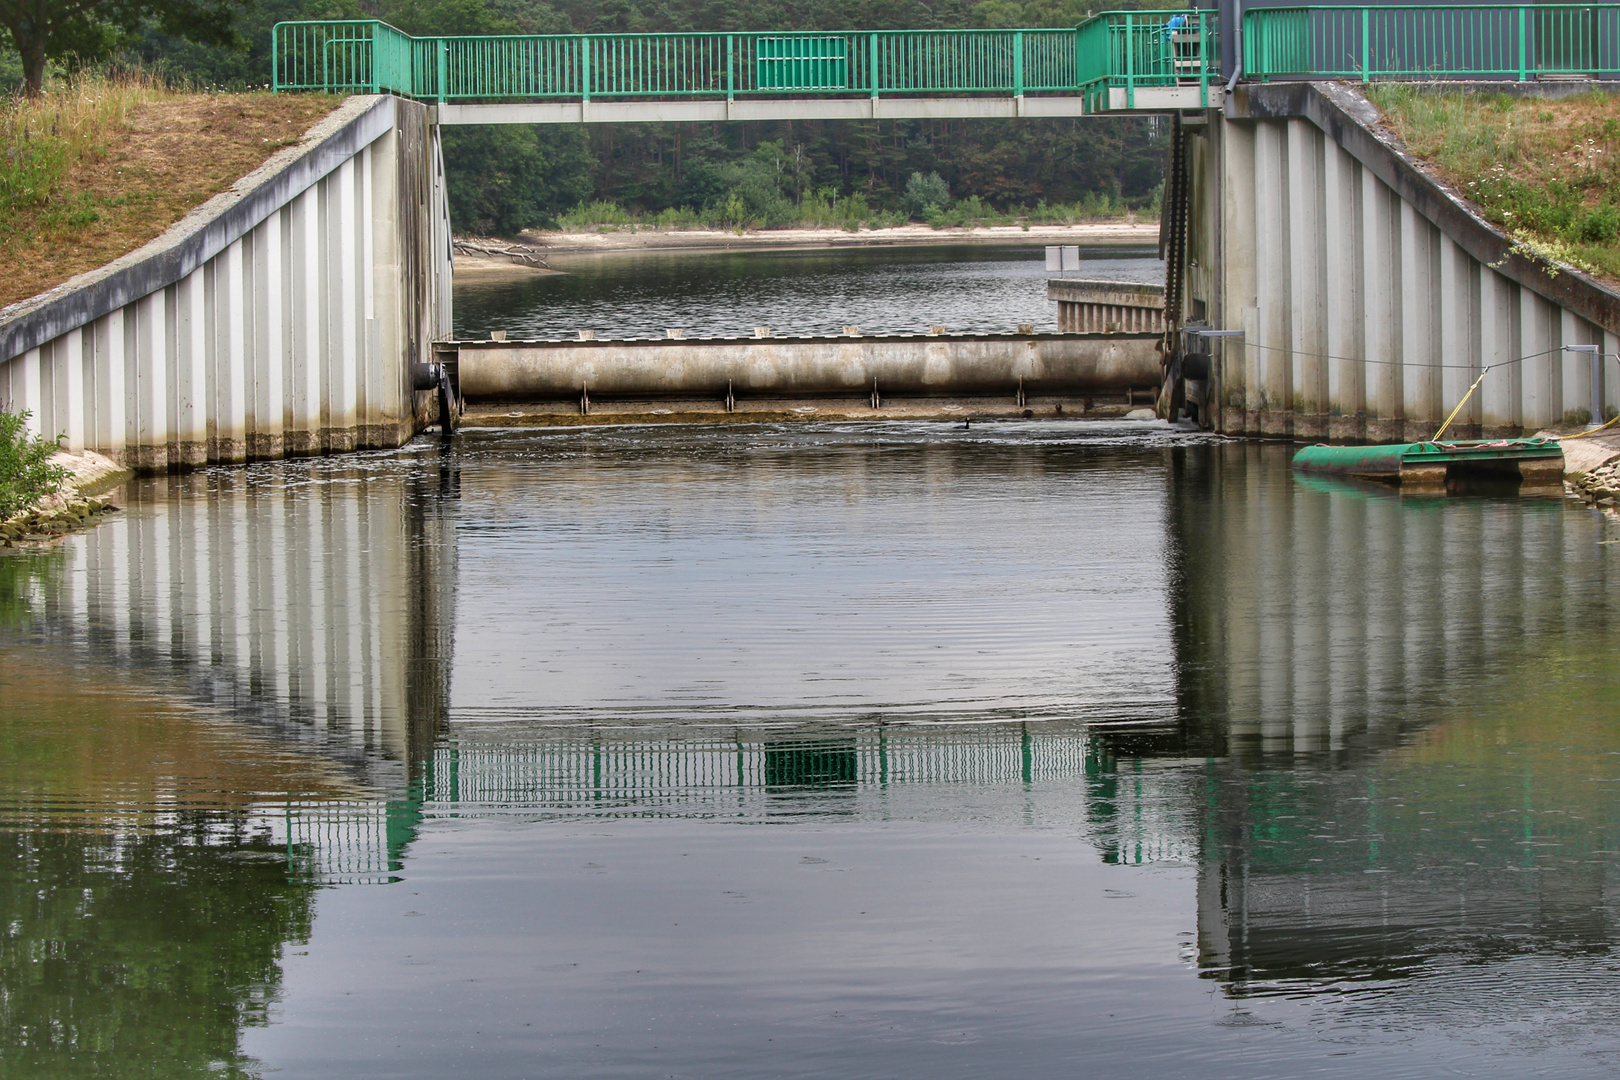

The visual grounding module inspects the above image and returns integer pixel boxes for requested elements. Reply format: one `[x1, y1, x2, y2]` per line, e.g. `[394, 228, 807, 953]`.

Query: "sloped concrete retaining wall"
[1185, 82, 1620, 441]
[0, 94, 451, 471]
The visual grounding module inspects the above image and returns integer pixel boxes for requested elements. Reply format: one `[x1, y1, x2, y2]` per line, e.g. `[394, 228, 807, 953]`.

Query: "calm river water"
[4, 421, 1620, 1079]
[452, 244, 1164, 339]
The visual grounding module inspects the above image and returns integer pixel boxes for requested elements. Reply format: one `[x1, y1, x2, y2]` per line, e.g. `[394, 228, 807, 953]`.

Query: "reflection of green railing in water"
[266, 728, 1200, 880]
[1244, 5, 1620, 82]
[271, 15, 1213, 107]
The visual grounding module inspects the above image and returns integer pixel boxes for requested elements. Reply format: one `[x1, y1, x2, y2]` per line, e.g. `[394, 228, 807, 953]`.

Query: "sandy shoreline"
[515, 221, 1159, 256]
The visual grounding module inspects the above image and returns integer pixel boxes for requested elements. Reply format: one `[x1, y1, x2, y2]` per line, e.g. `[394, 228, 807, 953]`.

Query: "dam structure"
[7, 6, 1620, 465]
[0, 95, 452, 470]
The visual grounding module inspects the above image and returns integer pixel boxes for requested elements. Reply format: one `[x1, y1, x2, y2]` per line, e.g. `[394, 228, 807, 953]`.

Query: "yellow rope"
[1432, 367, 1492, 442]
[1563, 414, 1620, 440]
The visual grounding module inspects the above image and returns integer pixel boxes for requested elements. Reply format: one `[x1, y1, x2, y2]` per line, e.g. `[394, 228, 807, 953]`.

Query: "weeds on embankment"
[0, 411, 67, 522]
[0, 76, 338, 310]
[1370, 85, 1620, 282]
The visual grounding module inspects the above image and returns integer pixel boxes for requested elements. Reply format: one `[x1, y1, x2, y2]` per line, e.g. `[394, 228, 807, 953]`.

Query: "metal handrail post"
[582, 35, 592, 104]
[1013, 31, 1024, 98]
[1361, 7, 1370, 81]
[1199, 11, 1209, 106]
[437, 37, 448, 102]
[1132, 13, 1141, 106]
[1518, 6, 1528, 80]
[870, 33, 880, 103]
[726, 34, 735, 102]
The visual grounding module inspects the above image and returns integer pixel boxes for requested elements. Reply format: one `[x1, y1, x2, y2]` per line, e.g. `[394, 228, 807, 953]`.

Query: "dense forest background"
[1, 0, 1174, 235]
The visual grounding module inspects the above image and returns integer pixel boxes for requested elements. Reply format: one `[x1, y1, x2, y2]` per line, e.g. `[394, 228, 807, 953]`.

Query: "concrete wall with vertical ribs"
[1185, 82, 1620, 442]
[0, 94, 451, 471]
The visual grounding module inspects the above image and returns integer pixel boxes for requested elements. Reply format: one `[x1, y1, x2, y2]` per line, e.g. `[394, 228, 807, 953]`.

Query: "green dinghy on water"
[1291, 438, 1565, 493]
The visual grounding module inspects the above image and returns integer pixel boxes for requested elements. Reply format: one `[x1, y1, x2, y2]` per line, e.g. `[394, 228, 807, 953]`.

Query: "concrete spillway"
[456, 333, 1163, 404]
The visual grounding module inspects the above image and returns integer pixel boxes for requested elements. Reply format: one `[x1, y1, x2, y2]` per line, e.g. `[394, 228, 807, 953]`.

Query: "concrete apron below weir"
[454, 333, 1164, 424]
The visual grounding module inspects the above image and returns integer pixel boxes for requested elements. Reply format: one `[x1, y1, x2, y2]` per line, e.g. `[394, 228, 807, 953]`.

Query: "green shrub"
[0, 410, 69, 521]
[904, 171, 950, 219]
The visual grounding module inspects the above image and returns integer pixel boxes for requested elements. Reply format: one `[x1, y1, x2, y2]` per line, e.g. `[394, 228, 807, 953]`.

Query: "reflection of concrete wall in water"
[1167, 447, 1620, 992]
[1168, 443, 1616, 757]
[27, 463, 457, 790]
[1195, 761, 1620, 995]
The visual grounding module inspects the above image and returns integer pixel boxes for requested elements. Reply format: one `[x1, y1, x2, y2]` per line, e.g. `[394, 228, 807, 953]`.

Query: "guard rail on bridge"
[1244, 4, 1620, 82]
[272, 6, 1620, 118]
[271, 13, 1217, 114]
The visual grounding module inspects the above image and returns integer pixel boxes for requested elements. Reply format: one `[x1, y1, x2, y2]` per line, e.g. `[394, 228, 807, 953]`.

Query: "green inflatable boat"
[1291, 438, 1565, 491]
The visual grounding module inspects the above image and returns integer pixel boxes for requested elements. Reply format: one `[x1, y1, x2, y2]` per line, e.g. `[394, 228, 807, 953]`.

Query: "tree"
[0, 0, 246, 96]
[904, 170, 950, 218]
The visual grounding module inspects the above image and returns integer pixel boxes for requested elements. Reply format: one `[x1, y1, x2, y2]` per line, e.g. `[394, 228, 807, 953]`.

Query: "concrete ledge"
[1228, 81, 1620, 335]
[1047, 278, 1166, 307]
[0, 94, 396, 363]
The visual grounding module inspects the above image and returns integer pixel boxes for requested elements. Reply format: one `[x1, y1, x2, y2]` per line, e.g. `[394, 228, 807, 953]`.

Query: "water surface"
[453, 244, 1164, 339]
[4, 422, 1620, 1078]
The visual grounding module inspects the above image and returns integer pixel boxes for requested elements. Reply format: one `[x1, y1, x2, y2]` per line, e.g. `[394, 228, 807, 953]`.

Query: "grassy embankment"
[0, 76, 339, 311]
[552, 190, 1150, 233]
[1370, 85, 1620, 282]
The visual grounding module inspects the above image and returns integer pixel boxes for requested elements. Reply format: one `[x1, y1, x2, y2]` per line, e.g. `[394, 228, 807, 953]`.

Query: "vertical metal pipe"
[1518, 6, 1528, 80]
[582, 35, 591, 102]
[1361, 6, 1369, 80]
[870, 33, 879, 101]
[1124, 12, 1134, 107]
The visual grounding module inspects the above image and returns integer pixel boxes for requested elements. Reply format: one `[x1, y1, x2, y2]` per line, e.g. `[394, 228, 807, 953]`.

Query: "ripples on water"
[452, 244, 1165, 339]
[4, 421, 1620, 1079]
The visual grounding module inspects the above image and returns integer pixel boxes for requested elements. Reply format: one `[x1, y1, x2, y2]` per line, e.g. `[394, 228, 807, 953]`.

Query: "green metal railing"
[272, 15, 1214, 106]
[1076, 10, 1216, 110]
[1244, 5, 1620, 81]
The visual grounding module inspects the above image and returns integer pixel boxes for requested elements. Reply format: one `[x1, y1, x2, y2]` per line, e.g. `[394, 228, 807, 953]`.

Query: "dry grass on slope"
[1, 77, 340, 311]
[1369, 85, 1620, 284]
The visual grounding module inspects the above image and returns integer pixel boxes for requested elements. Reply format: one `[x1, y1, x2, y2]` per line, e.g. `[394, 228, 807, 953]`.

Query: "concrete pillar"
[1519, 287, 1557, 431]
[61, 328, 85, 453]
[1219, 122, 1256, 435]
[330, 158, 360, 449]
[1438, 238, 1480, 439]
[133, 290, 168, 471]
[1398, 204, 1440, 440]
[20, 349, 43, 437]
[360, 144, 381, 442]
[1361, 175, 1401, 441]
[253, 208, 286, 460]
[1324, 143, 1364, 442]
[96, 310, 127, 459]
[1287, 119, 1327, 439]
[176, 268, 208, 467]
[1560, 310, 1599, 427]
[1254, 121, 1292, 437]
[368, 131, 404, 443]
[290, 185, 324, 455]
[1479, 269, 1520, 435]
[217, 239, 249, 462]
